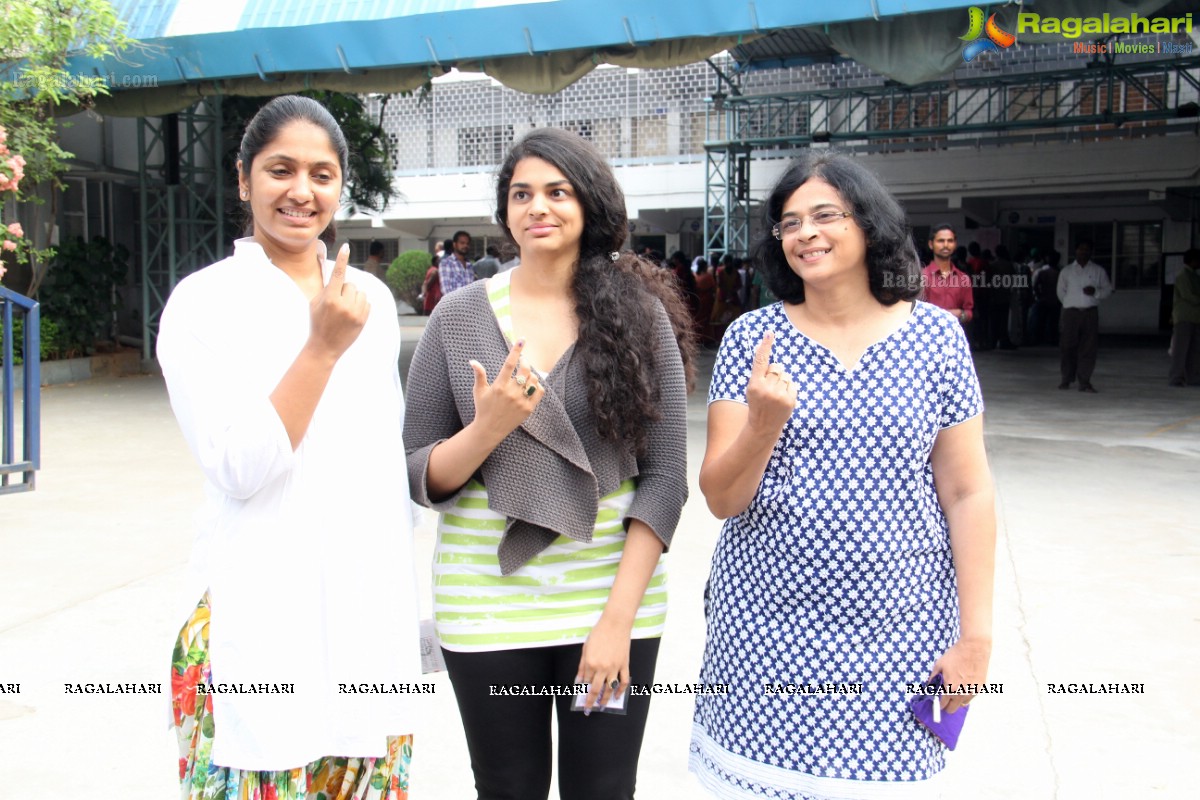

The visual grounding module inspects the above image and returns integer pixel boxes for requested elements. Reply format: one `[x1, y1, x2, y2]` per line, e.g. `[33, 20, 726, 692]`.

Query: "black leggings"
[441, 638, 661, 800]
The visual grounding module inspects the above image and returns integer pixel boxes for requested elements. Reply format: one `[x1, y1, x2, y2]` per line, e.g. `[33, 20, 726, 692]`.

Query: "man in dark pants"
[1029, 250, 1061, 346]
[1169, 248, 1200, 386]
[986, 244, 1017, 350]
[1056, 239, 1113, 392]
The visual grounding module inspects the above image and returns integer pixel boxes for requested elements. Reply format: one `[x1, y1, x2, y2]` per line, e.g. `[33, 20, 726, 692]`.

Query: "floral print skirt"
[171, 593, 413, 800]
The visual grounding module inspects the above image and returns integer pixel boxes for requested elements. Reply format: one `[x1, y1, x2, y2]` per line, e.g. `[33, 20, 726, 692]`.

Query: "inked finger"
[752, 332, 776, 376]
[500, 339, 525, 379]
[328, 242, 350, 291]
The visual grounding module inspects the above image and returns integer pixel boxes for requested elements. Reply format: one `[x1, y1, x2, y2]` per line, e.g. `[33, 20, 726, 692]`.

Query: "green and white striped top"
[432, 270, 668, 652]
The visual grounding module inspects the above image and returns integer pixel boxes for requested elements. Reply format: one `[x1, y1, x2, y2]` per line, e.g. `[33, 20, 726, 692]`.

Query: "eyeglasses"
[771, 210, 854, 240]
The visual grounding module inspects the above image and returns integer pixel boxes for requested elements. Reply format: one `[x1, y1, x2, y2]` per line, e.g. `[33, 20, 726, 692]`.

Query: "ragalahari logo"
[960, 7, 1016, 62]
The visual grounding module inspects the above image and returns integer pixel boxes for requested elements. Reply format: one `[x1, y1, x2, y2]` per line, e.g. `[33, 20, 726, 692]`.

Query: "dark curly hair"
[495, 128, 696, 455]
[237, 95, 348, 247]
[753, 150, 920, 305]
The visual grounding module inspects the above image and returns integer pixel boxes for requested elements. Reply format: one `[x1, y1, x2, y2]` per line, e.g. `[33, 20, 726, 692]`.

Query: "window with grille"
[1115, 221, 1163, 289]
[457, 125, 514, 168]
[869, 92, 949, 150]
[349, 239, 401, 267]
[632, 116, 668, 157]
[1008, 86, 1057, 123]
[562, 119, 594, 141]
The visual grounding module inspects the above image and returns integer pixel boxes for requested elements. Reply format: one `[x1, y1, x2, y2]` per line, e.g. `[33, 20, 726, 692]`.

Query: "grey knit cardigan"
[403, 281, 689, 575]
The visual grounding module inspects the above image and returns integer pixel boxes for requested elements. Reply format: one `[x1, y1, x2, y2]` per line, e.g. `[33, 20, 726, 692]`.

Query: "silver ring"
[514, 374, 527, 387]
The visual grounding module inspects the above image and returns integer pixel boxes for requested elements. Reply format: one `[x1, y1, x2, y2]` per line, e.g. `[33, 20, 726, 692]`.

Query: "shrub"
[386, 250, 432, 311]
[0, 314, 62, 365]
[38, 235, 128, 356]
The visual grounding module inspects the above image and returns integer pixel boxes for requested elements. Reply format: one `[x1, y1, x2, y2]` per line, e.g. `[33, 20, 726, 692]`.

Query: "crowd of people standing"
[651, 248, 780, 348]
[916, 231, 1068, 353]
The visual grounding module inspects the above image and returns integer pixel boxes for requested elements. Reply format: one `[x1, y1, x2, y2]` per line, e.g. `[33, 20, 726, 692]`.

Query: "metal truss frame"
[704, 143, 752, 261]
[705, 56, 1200, 259]
[138, 99, 224, 359]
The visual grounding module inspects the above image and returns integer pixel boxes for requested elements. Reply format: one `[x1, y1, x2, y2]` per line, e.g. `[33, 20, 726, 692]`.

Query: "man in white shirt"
[1056, 239, 1113, 392]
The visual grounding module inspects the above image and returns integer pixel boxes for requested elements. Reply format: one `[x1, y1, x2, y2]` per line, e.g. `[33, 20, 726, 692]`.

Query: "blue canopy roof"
[76, 1, 977, 93]
[55, 0, 1030, 115]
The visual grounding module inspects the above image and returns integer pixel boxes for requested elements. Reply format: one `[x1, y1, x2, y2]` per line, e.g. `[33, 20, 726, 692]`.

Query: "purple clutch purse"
[908, 674, 969, 750]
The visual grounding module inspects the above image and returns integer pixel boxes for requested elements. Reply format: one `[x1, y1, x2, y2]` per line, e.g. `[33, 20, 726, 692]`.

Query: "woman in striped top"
[403, 128, 695, 800]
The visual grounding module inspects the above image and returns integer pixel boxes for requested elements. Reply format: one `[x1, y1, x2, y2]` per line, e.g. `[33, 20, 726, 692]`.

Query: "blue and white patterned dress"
[690, 301, 983, 800]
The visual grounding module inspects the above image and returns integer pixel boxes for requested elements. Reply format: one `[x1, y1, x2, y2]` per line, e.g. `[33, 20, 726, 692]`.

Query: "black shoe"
[1079, 384, 1098, 393]
[1058, 382, 1071, 390]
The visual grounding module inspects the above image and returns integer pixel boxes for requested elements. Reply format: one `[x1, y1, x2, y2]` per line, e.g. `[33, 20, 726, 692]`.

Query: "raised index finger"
[498, 338, 526, 380]
[327, 242, 350, 293]
[751, 331, 775, 377]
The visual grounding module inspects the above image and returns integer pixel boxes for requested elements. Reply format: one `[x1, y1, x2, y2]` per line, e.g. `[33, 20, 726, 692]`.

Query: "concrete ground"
[1, 319, 1197, 799]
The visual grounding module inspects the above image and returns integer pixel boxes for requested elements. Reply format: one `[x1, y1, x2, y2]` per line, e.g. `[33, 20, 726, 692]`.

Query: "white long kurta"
[157, 239, 423, 770]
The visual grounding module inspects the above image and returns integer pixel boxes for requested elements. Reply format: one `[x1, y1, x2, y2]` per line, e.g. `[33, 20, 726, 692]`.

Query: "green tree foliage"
[0, 314, 62, 364]
[320, 91, 398, 216]
[38, 235, 128, 356]
[0, 0, 134, 295]
[0, 0, 133, 191]
[386, 250, 432, 311]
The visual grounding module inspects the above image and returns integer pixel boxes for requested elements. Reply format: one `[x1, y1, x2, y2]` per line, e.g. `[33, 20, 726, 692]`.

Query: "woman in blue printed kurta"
[691, 151, 996, 799]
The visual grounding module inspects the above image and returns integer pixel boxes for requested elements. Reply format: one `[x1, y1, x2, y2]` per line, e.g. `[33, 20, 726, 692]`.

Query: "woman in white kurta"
[157, 95, 422, 800]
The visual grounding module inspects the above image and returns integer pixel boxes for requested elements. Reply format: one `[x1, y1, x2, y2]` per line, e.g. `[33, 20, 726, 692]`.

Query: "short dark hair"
[442, 239, 454, 253]
[237, 95, 348, 247]
[485, 244, 501, 257]
[753, 150, 919, 305]
[1075, 238, 1094, 250]
[929, 223, 956, 240]
[453, 231, 470, 243]
[368, 240, 384, 256]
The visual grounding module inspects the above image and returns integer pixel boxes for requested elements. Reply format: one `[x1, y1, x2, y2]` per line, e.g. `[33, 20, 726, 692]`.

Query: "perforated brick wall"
[367, 35, 1195, 173]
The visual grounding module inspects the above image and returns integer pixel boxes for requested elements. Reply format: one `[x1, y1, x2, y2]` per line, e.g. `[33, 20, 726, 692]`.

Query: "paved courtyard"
[2, 319, 1197, 798]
